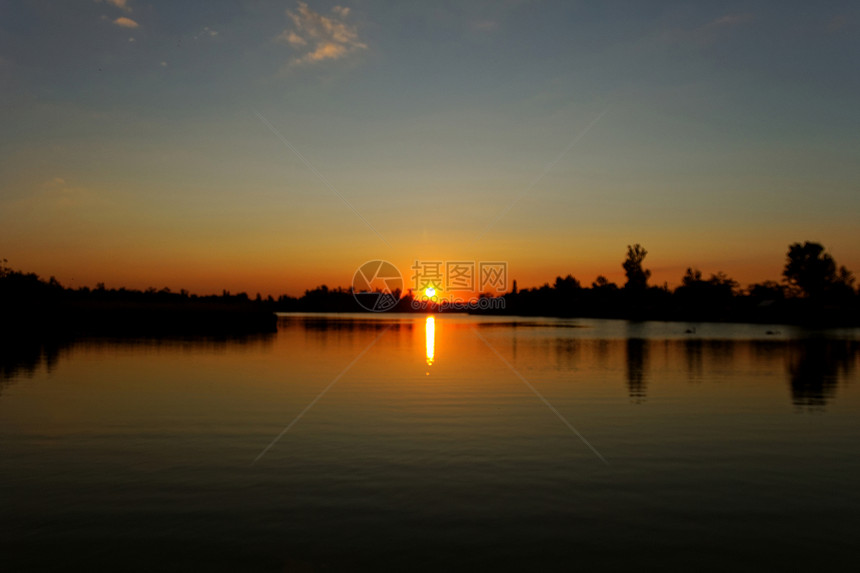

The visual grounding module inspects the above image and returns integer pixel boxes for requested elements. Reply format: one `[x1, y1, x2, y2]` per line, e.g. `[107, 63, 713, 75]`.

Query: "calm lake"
[2, 314, 859, 571]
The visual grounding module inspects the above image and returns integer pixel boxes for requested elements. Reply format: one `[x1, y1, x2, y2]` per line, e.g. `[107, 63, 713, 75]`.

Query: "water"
[1, 314, 859, 571]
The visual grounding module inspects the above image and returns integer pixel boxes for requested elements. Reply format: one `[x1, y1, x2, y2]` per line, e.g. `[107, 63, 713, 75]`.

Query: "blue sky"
[1, 0, 858, 295]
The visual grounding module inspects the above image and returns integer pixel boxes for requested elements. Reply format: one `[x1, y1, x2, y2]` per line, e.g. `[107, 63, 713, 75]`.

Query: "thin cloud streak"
[113, 16, 139, 29]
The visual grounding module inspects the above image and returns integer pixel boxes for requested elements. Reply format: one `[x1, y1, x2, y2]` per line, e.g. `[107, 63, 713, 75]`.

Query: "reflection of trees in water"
[683, 339, 703, 382]
[1, 337, 70, 395]
[707, 340, 736, 367]
[593, 339, 610, 369]
[0, 334, 276, 393]
[678, 338, 857, 410]
[787, 339, 857, 409]
[749, 340, 784, 360]
[553, 338, 580, 370]
[682, 339, 737, 382]
[626, 338, 648, 402]
[291, 318, 406, 332]
[289, 317, 409, 348]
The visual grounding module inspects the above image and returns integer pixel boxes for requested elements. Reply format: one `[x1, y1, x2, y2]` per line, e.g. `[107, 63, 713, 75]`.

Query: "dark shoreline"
[4, 298, 859, 342]
[4, 301, 278, 338]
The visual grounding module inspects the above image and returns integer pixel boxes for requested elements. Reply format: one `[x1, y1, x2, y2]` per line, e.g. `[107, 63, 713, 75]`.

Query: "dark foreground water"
[1, 314, 859, 571]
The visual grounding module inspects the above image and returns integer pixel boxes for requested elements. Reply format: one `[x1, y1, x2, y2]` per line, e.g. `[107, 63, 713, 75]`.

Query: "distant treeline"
[0, 259, 277, 337]
[280, 241, 859, 324]
[2, 241, 859, 333]
[495, 242, 858, 325]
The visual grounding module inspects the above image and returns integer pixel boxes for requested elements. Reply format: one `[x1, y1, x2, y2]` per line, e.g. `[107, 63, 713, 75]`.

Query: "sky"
[1, 0, 858, 296]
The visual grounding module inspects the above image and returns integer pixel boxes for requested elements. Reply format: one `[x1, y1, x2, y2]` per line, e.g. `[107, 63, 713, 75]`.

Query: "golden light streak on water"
[425, 315, 435, 366]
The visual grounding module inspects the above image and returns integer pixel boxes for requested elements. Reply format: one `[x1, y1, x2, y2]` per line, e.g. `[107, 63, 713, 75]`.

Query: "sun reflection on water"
[425, 315, 435, 367]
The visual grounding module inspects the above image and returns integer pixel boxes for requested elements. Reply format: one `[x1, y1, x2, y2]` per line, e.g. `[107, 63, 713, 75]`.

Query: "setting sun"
[424, 287, 436, 298]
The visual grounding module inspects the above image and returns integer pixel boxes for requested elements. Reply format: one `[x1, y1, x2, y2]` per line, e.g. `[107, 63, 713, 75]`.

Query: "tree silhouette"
[837, 266, 855, 288]
[622, 244, 651, 290]
[591, 275, 618, 290]
[831, 265, 857, 303]
[554, 274, 581, 291]
[782, 242, 837, 298]
[3, 241, 857, 328]
[682, 267, 703, 286]
[748, 280, 785, 300]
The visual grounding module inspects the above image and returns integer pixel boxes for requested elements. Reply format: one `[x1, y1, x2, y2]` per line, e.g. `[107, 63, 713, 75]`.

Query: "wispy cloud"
[276, 2, 367, 65]
[193, 26, 219, 40]
[97, 0, 132, 12]
[113, 16, 139, 29]
[285, 30, 306, 46]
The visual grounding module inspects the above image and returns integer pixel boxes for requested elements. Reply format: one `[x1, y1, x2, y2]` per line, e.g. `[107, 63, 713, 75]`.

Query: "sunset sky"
[1, 0, 858, 296]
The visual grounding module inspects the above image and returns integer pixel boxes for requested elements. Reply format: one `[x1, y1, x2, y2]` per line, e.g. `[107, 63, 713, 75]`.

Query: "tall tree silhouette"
[782, 242, 837, 298]
[622, 244, 651, 290]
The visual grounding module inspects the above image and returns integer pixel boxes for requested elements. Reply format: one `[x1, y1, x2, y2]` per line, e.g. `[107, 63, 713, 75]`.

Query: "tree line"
[499, 242, 857, 324]
[2, 240, 858, 328]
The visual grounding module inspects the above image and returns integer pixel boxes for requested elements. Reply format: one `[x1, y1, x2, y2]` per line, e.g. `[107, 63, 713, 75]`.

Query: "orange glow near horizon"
[0, 257, 824, 298]
[3, 217, 859, 298]
[3, 247, 856, 299]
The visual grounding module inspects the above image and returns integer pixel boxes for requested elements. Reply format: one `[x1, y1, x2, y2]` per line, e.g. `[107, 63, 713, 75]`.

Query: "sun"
[424, 286, 436, 298]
